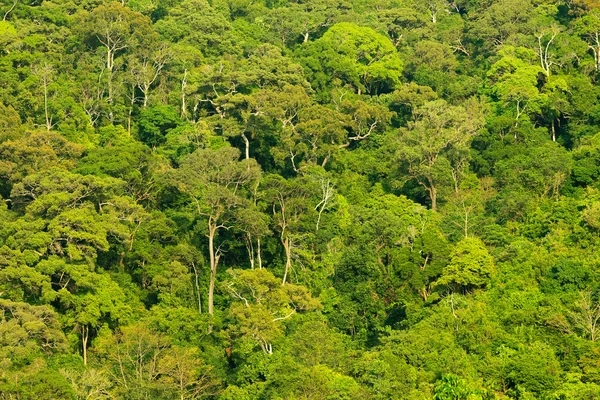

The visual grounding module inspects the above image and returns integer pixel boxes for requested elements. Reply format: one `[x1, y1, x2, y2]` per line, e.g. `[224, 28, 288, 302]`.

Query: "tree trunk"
[427, 182, 438, 211]
[420, 286, 430, 301]
[191, 262, 202, 314]
[107, 69, 115, 122]
[43, 76, 51, 132]
[207, 222, 218, 316]
[128, 83, 135, 136]
[181, 69, 188, 120]
[241, 132, 250, 160]
[82, 325, 89, 366]
[282, 236, 291, 285]
[245, 233, 255, 270]
[257, 238, 263, 269]
[142, 88, 149, 108]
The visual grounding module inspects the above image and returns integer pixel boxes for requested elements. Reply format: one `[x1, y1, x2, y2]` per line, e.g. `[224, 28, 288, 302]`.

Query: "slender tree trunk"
[463, 205, 469, 238]
[82, 325, 89, 366]
[106, 52, 113, 100]
[282, 236, 291, 285]
[596, 40, 600, 70]
[128, 83, 135, 136]
[241, 132, 250, 160]
[245, 233, 255, 270]
[191, 262, 202, 314]
[181, 69, 188, 120]
[207, 223, 217, 315]
[106, 48, 115, 122]
[43, 76, 51, 132]
[257, 238, 263, 269]
[107, 70, 114, 122]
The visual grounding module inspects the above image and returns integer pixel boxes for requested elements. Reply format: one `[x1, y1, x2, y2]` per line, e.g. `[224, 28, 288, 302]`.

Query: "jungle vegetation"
[3, 0, 600, 398]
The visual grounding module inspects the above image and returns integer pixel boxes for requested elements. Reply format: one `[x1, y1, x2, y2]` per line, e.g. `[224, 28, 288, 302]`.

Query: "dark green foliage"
[137, 105, 182, 148]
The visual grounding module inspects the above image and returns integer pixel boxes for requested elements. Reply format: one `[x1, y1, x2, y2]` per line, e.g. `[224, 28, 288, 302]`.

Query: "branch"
[3, 0, 16, 21]
[227, 282, 249, 307]
[272, 309, 296, 322]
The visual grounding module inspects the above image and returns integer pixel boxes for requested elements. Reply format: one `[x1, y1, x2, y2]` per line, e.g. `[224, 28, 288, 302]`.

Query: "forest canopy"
[3, 0, 600, 398]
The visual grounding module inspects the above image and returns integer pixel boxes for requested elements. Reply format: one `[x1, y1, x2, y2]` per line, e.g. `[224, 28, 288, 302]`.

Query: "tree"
[171, 147, 260, 315]
[487, 47, 545, 129]
[0, 132, 85, 190]
[263, 174, 315, 285]
[574, 8, 600, 70]
[0, 299, 68, 369]
[31, 61, 56, 132]
[435, 237, 495, 292]
[433, 374, 493, 400]
[158, 346, 221, 399]
[57, 267, 132, 365]
[395, 99, 484, 210]
[296, 22, 404, 97]
[224, 268, 319, 354]
[137, 105, 182, 148]
[154, 0, 237, 58]
[128, 43, 172, 108]
[93, 323, 169, 396]
[570, 290, 600, 342]
[81, 3, 155, 110]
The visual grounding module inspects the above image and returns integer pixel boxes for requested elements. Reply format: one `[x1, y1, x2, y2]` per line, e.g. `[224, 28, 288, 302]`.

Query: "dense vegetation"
[4, 0, 600, 398]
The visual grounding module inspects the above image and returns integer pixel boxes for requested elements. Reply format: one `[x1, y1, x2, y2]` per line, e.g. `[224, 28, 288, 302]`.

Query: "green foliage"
[433, 375, 494, 400]
[3, 0, 600, 398]
[137, 105, 182, 147]
[436, 237, 495, 292]
[296, 22, 403, 97]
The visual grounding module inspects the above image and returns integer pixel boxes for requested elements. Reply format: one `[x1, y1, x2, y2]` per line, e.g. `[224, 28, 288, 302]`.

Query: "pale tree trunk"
[82, 325, 89, 366]
[594, 33, 600, 70]
[142, 85, 149, 108]
[127, 82, 135, 136]
[106, 49, 114, 101]
[191, 261, 202, 314]
[105, 47, 116, 122]
[462, 201, 469, 238]
[241, 132, 250, 160]
[181, 69, 188, 120]
[257, 238, 263, 269]
[207, 222, 218, 316]
[245, 233, 255, 270]
[107, 69, 115, 122]
[43, 75, 51, 132]
[32, 63, 54, 132]
[420, 285, 431, 301]
[281, 235, 292, 285]
[315, 178, 334, 232]
[537, 28, 558, 77]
